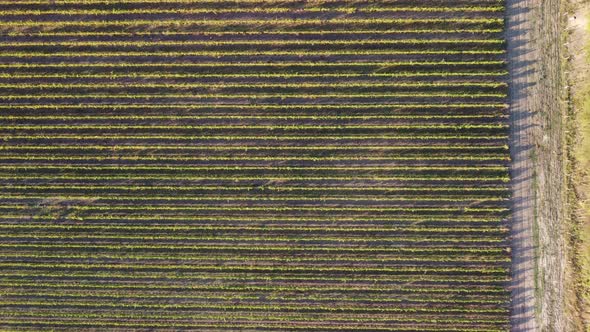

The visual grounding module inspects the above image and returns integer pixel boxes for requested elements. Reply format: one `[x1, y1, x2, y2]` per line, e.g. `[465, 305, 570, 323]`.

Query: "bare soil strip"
[508, 0, 572, 330]
[506, 0, 538, 330]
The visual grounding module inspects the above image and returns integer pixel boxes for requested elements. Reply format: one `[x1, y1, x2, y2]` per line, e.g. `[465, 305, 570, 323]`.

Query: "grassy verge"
[564, 1, 590, 328]
[570, 78, 590, 332]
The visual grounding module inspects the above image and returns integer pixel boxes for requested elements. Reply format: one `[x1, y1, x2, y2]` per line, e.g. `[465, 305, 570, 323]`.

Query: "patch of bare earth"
[532, 1, 571, 330]
[508, 0, 578, 330]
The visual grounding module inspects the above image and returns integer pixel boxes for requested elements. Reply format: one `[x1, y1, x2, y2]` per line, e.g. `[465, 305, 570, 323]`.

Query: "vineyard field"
[0, 0, 512, 331]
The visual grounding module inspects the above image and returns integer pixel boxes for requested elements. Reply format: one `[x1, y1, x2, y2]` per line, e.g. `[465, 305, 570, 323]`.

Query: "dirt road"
[506, 0, 539, 330]
[507, 0, 569, 330]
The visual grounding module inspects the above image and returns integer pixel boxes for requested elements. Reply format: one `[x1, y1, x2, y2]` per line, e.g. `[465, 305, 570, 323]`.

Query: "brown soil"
[506, 0, 539, 329]
[507, 0, 575, 330]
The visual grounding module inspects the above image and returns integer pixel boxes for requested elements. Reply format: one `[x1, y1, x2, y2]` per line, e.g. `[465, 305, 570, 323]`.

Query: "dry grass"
[565, 0, 590, 329]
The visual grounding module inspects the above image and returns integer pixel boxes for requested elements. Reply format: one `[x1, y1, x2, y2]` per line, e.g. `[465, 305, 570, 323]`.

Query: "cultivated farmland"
[0, 0, 512, 331]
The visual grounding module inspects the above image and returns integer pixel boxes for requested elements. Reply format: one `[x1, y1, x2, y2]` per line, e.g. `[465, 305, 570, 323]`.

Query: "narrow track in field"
[506, 0, 538, 330]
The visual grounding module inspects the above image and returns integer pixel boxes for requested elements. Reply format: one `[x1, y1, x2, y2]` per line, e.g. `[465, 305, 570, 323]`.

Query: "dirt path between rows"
[506, 0, 539, 330]
[507, 0, 569, 330]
